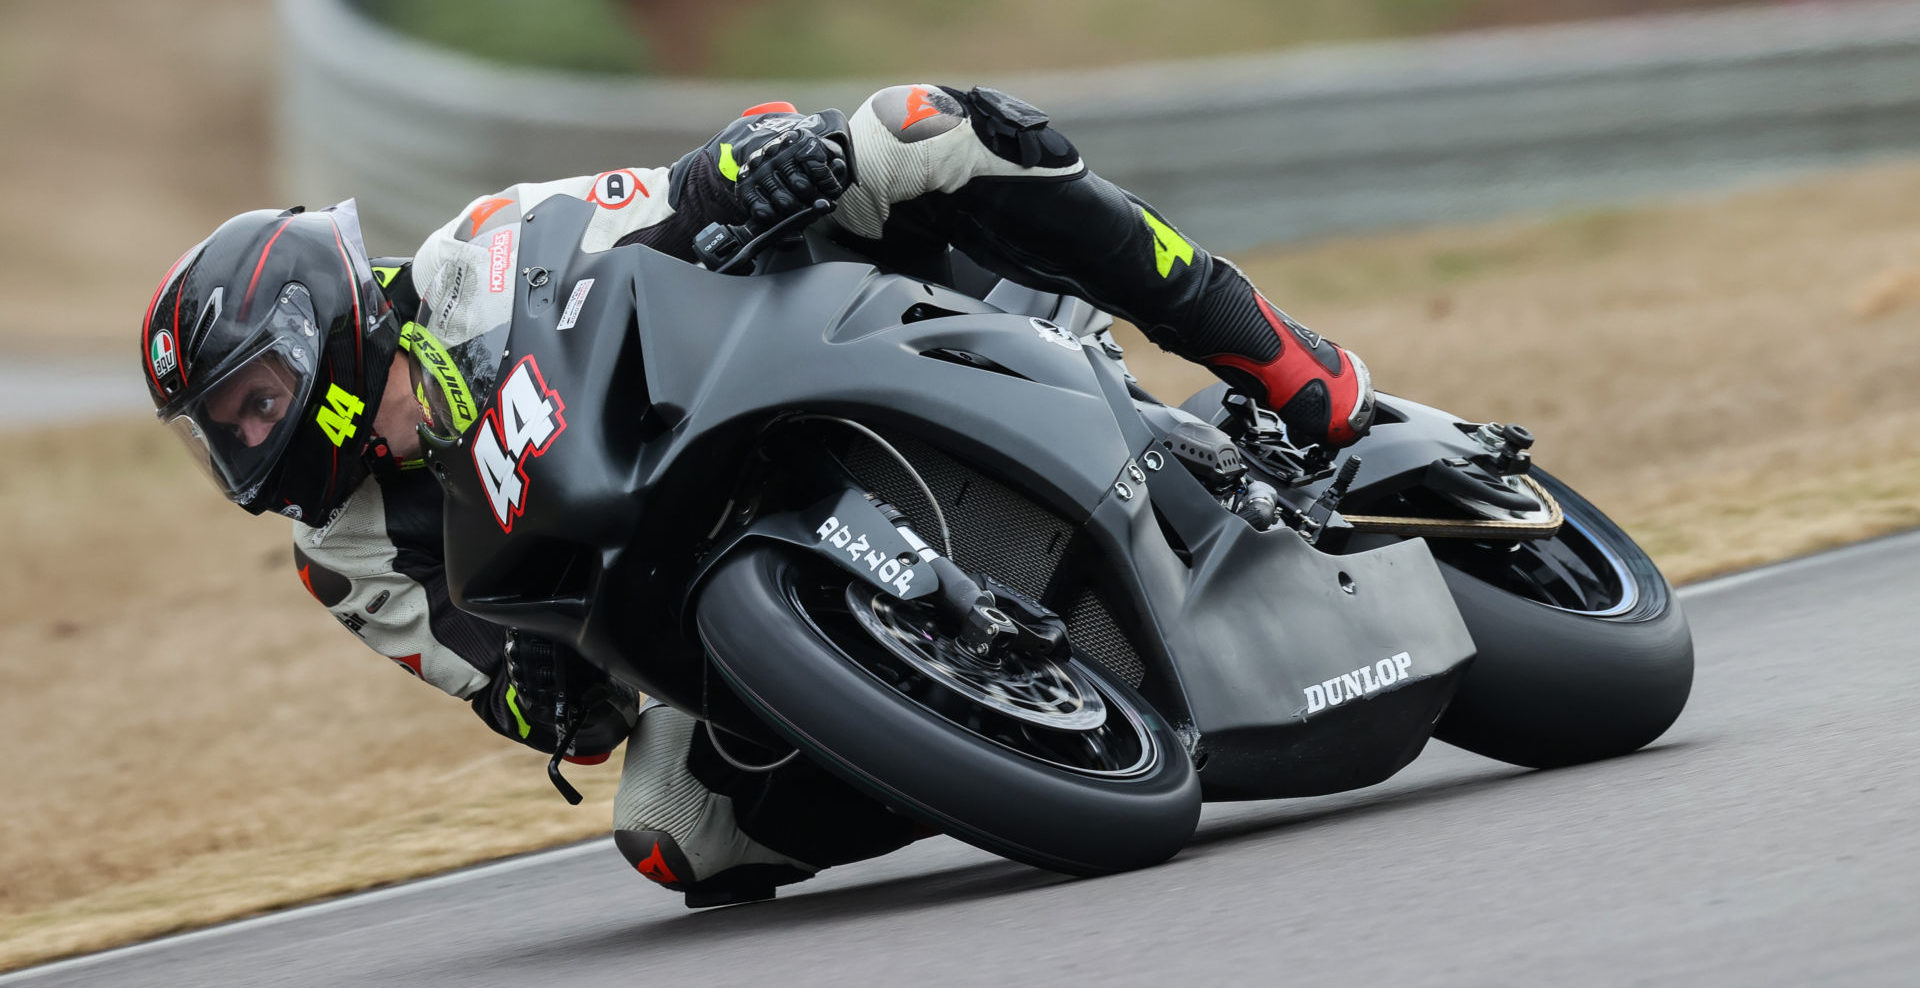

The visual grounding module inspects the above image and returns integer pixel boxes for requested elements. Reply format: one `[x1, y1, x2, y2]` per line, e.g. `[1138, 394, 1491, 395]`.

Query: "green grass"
[706, 0, 1478, 79]
[344, 0, 1615, 78]
[352, 0, 1763, 78]
[352, 0, 652, 75]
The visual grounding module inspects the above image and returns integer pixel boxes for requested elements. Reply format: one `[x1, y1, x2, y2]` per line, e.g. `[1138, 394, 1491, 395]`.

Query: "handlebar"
[692, 197, 835, 275]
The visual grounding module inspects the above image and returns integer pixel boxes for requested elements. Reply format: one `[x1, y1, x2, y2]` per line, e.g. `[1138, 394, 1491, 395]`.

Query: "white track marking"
[7, 526, 1917, 982]
[0, 840, 615, 984]
[1676, 528, 1920, 601]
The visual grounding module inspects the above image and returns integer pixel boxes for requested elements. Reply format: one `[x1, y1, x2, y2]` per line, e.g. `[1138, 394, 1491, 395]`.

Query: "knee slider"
[944, 85, 1079, 168]
[869, 84, 968, 143]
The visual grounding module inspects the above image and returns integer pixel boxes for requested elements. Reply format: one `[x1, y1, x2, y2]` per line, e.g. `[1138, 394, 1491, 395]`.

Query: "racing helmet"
[140, 201, 399, 521]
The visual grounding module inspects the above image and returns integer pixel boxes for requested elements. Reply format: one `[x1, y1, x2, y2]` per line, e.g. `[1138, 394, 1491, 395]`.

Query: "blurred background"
[3, 0, 1918, 970]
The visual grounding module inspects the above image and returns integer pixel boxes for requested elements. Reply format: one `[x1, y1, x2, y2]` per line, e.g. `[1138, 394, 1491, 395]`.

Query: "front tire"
[695, 546, 1201, 876]
[1428, 469, 1694, 768]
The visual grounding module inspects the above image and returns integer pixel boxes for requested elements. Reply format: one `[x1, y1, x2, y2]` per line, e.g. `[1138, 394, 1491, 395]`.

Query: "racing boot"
[611, 703, 817, 908]
[1189, 273, 1375, 449]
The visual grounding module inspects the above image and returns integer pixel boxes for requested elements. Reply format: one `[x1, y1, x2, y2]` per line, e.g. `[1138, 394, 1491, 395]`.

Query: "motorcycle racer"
[139, 84, 1376, 907]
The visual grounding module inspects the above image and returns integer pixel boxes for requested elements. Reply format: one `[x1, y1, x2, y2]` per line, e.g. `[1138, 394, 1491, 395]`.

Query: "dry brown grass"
[0, 422, 631, 969]
[5, 159, 1920, 971]
[0, 0, 270, 358]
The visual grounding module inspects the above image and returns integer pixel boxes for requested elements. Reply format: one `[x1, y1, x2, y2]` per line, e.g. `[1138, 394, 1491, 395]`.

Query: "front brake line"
[785, 414, 954, 560]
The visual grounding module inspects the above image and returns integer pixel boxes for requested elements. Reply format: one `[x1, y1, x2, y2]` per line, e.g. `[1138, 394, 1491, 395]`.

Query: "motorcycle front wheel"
[695, 545, 1201, 876]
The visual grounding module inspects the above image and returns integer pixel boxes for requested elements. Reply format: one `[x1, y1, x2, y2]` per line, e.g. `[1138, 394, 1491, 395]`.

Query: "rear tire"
[1429, 470, 1694, 768]
[695, 545, 1201, 876]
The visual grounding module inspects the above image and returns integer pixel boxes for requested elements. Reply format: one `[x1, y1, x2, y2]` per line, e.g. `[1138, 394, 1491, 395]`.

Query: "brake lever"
[546, 705, 585, 806]
[695, 197, 835, 275]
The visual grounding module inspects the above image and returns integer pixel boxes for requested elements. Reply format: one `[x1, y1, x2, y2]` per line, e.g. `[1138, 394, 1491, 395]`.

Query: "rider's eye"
[248, 390, 281, 420]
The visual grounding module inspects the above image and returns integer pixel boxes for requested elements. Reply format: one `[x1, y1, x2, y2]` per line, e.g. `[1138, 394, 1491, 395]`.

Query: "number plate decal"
[472, 356, 567, 533]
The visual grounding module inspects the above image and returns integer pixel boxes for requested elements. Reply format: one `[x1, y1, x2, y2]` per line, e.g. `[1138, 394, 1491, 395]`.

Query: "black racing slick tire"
[1428, 469, 1694, 769]
[695, 546, 1201, 876]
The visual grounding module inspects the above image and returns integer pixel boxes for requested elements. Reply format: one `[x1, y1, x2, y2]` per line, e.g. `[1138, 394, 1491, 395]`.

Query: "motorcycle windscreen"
[400, 320, 504, 440]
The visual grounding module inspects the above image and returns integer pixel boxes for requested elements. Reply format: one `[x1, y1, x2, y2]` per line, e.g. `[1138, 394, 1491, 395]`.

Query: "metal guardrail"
[279, 0, 1920, 256]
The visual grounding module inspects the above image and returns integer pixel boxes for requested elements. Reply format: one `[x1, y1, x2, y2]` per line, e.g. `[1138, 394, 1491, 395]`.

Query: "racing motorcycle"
[409, 194, 1694, 876]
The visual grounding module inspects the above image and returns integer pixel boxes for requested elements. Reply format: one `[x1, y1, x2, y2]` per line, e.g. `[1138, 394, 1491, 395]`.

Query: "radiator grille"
[842, 436, 1068, 601]
[842, 433, 1146, 688]
[1066, 588, 1146, 687]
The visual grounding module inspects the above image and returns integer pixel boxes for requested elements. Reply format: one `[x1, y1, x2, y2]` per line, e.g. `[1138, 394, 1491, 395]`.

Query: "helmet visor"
[160, 286, 322, 502]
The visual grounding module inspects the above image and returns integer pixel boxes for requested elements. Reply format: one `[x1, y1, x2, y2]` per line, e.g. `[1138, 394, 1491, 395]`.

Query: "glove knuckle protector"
[675, 107, 855, 234]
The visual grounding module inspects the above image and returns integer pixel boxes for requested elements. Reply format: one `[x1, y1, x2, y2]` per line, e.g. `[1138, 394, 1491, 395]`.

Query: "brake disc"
[846, 587, 1108, 731]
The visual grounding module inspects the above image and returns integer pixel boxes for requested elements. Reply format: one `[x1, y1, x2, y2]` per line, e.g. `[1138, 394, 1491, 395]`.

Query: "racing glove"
[733, 125, 851, 232]
[475, 630, 638, 762]
[666, 107, 854, 241]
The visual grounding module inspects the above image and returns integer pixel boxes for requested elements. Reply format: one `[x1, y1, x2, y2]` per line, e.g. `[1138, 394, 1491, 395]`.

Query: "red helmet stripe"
[170, 256, 190, 386]
[330, 222, 364, 371]
[142, 247, 194, 338]
[142, 245, 196, 394]
[241, 218, 297, 319]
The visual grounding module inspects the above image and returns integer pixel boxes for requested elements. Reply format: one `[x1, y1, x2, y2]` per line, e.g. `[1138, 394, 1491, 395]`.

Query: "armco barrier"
[280, 0, 1920, 255]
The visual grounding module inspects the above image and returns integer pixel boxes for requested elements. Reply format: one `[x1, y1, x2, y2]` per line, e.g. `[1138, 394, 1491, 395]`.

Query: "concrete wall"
[279, 0, 1920, 255]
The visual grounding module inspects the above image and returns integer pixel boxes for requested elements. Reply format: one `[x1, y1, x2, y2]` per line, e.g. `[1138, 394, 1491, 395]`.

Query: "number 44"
[315, 383, 365, 447]
[471, 357, 568, 532]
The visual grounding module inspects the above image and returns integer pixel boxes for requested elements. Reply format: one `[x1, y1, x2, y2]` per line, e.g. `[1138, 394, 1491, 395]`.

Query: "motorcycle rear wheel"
[1425, 468, 1694, 768]
[695, 545, 1201, 876]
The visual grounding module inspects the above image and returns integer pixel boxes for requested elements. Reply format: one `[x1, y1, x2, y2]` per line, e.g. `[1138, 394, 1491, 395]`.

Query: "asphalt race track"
[10, 531, 1919, 987]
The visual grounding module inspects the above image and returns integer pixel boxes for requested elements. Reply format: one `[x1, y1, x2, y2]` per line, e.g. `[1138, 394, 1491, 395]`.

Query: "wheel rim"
[1432, 509, 1638, 616]
[783, 577, 1160, 780]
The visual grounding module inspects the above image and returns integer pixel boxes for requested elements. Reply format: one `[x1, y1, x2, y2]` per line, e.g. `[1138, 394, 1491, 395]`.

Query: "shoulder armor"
[947, 86, 1078, 169]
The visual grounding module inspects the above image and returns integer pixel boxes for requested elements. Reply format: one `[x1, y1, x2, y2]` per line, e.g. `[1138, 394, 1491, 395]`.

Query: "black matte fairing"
[422, 195, 1476, 802]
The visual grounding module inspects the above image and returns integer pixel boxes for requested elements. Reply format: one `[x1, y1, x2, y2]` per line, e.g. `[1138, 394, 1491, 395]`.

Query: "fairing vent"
[1066, 587, 1146, 687]
[842, 433, 1146, 688]
[918, 348, 1031, 381]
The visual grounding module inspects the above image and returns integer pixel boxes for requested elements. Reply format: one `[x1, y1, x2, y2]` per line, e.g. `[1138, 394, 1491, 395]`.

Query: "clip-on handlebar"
[693, 198, 835, 276]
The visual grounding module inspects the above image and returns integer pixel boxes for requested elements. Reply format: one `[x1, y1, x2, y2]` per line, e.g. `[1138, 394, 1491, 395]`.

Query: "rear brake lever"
[1297, 455, 1362, 543]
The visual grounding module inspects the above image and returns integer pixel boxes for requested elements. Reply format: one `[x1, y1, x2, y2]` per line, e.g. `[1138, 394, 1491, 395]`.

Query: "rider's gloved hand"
[668, 106, 855, 242]
[735, 127, 850, 233]
[488, 629, 638, 760]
